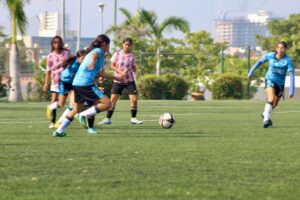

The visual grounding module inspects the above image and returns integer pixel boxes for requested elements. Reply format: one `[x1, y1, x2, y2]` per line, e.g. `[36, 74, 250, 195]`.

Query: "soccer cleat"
[48, 123, 55, 129]
[75, 113, 88, 129]
[87, 128, 98, 134]
[47, 106, 52, 120]
[98, 118, 112, 125]
[130, 118, 143, 124]
[261, 113, 273, 126]
[52, 131, 67, 137]
[263, 120, 272, 128]
[54, 122, 62, 129]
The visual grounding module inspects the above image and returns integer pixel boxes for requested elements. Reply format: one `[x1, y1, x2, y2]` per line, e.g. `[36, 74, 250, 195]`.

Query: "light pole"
[76, 0, 82, 51]
[98, 3, 105, 34]
[61, 0, 65, 39]
[114, 0, 117, 47]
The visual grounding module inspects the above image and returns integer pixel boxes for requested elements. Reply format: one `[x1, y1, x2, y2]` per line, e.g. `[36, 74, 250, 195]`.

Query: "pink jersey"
[110, 51, 136, 83]
[46, 50, 72, 85]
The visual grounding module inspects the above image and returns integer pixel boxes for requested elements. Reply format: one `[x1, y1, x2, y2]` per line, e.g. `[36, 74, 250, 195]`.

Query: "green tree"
[139, 9, 190, 76]
[1, 0, 29, 102]
[0, 25, 7, 37]
[257, 14, 300, 64]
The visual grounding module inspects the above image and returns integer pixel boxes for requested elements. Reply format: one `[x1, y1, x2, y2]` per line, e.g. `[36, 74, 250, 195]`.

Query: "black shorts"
[73, 85, 104, 104]
[265, 79, 284, 97]
[59, 81, 73, 96]
[111, 81, 138, 95]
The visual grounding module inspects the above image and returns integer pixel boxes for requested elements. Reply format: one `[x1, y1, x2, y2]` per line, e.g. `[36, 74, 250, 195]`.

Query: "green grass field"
[0, 100, 300, 200]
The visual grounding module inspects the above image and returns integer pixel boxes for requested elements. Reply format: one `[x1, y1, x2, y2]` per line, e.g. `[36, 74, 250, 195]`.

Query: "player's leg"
[263, 86, 275, 128]
[99, 83, 123, 124]
[129, 94, 143, 124]
[47, 91, 59, 128]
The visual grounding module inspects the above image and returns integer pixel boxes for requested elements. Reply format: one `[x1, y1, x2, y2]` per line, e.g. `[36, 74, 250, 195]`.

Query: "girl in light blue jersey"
[53, 34, 122, 137]
[53, 49, 86, 128]
[248, 41, 295, 128]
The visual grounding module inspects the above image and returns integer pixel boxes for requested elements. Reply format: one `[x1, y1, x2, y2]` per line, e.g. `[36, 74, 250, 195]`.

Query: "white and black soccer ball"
[159, 113, 175, 129]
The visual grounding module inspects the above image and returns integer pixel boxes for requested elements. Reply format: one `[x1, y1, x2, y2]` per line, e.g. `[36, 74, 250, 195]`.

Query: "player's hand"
[288, 95, 293, 100]
[88, 62, 95, 70]
[42, 83, 48, 92]
[120, 69, 128, 77]
[116, 77, 124, 82]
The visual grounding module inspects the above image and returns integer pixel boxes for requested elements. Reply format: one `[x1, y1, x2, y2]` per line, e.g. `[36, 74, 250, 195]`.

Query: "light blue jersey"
[248, 52, 295, 96]
[60, 60, 80, 83]
[72, 48, 105, 86]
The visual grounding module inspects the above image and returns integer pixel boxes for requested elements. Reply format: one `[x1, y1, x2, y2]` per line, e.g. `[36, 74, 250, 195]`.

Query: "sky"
[1, 0, 300, 38]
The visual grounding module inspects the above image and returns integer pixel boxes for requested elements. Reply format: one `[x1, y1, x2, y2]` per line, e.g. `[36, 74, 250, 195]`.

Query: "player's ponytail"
[61, 49, 86, 69]
[84, 34, 110, 56]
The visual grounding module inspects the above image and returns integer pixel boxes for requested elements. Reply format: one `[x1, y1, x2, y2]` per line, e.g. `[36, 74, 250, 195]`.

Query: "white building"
[38, 11, 76, 38]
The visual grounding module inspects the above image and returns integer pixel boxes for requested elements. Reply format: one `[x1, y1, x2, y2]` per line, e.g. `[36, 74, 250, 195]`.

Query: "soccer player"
[53, 49, 86, 129]
[43, 36, 73, 128]
[100, 37, 143, 125]
[52, 34, 122, 137]
[248, 41, 295, 128]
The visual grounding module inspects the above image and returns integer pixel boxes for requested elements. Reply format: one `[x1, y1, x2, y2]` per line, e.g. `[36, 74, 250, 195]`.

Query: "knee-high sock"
[106, 108, 115, 119]
[88, 116, 95, 128]
[57, 117, 73, 133]
[80, 105, 100, 118]
[57, 106, 72, 123]
[263, 102, 273, 122]
[51, 109, 56, 123]
[49, 101, 58, 110]
[131, 107, 137, 118]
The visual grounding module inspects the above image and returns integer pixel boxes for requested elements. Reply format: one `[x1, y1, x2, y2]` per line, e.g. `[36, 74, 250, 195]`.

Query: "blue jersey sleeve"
[248, 53, 271, 77]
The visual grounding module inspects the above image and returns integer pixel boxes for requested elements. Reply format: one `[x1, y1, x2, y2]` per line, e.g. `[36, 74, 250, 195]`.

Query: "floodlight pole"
[76, 0, 82, 51]
[98, 3, 105, 34]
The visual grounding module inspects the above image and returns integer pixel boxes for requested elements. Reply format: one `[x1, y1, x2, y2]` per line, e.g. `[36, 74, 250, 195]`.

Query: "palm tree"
[139, 9, 190, 76]
[0, 25, 7, 37]
[1, 0, 29, 101]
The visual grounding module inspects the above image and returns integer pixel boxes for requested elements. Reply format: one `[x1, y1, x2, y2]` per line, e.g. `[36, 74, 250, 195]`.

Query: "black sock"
[51, 109, 57, 123]
[107, 108, 114, 118]
[131, 107, 137, 118]
[88, 116, 95, 128]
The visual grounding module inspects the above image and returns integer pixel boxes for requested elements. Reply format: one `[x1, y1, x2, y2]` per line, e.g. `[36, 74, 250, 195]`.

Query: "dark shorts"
[111, 81, 138, 95]
[59, 81, 73, 96]
[73, 85, 104, 104]
[265, 79, 284, 97]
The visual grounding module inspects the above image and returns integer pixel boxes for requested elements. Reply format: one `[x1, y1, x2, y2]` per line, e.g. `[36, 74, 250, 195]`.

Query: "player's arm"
[43, 57, 52, 92]
[110, 62, 127, 77]
[88, 52, 99, 70]
[98, 70, 123, 82]
[248, 54, 269, 80]
[288, 60, 295, 99]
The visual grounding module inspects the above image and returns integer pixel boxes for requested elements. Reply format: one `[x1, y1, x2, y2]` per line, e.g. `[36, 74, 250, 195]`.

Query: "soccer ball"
[159, 113, 175, 129]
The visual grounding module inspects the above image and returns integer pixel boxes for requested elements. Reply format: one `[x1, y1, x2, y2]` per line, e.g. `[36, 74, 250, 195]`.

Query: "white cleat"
[130, 118, 143, 124]
[98, 118, 112, 125]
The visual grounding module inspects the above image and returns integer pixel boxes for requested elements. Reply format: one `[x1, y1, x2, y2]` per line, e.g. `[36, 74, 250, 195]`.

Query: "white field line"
[0, 110, 300, 124]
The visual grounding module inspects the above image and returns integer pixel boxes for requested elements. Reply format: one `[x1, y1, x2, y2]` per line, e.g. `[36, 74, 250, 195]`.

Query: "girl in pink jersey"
[43, 36, 73, 129]
[100, 37, 143, 125]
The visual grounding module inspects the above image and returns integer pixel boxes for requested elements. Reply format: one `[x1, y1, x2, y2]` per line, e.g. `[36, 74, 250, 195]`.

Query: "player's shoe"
[47, 106, 52, 120]
[263, 120, 272, 128]
[98, 118, 112, 125]
[261, 113, 273, 126]
[130, 118, 143, 124]
[52, 131, 67, 137]
[75, 113, 88, 129]
[48, 123, 55, 129]
[87, 127, 98, 134]
[54, 122, 62, 129]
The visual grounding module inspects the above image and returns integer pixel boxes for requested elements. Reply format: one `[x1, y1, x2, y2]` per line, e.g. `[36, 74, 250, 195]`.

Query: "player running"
[52, 34, 122, 137]
[43, 36, 73, 129]
[248, 41, 295, 128]
[53, 49, 86, 129]
[99, 37, 143, 125]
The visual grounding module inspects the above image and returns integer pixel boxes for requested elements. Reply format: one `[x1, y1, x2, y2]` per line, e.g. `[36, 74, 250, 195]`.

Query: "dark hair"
[51, 35, 66, 52]
[123, 37, 133, 45]
[61, 49, 86, 69]
[84, 34, 110, 56]
[278, 41, 288, 49]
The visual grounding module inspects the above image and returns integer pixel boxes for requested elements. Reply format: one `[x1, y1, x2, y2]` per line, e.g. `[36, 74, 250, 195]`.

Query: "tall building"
[38, 11, 76, 38]
[213, 10, 279, 48]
